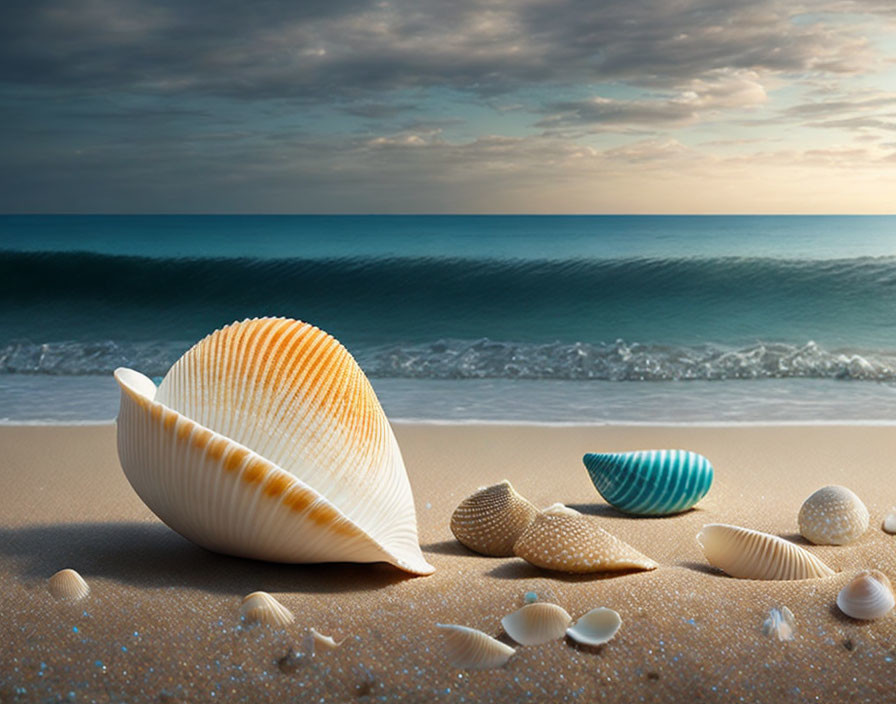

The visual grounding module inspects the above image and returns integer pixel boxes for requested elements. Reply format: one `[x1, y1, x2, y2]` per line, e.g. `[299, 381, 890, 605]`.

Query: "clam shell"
[450, 480, 539, 556]
[240, 591, 294, 627]
[836, 570, 895, 620]
[436, 624, 515, 670]
[513, 509, 658, 573]
[761, 606, 795, 641]
[798, 485, 869, 545]
[697, 524, 835, 580]
[501, 603, 572, 645]
[114, 318, 433, 575]
[583, 449, 713, 515]
[566, 607, 622, 646]
[884, 510, 896, 535]
[48, 569, 89, 601]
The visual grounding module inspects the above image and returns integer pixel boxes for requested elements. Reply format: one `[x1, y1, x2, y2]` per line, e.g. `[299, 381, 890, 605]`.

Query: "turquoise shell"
[582, 449, 713, 516]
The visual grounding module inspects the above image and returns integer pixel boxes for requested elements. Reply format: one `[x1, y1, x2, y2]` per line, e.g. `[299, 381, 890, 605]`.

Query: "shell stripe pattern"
[583, 450, 713, 515]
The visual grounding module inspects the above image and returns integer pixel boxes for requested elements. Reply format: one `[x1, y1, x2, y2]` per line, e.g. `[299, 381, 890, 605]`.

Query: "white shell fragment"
[883, 510, 896, 535]
[798, 485, 869, 545]
[566, 608, 622, 647]
[240, 591, 294, 628]
[697, 524, 835, 580]
[436, 624, 515, 670]
[836, 570, 895, 621]
[48, 569, 90, 601]
[762, 607, 795, 641]
[310, 628, 345, 652]
[450, 480, 539, 556]
[501, 603, 572, 646]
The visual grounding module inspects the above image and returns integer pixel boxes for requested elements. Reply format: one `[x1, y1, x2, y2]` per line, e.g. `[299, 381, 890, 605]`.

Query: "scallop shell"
[836, 570, 895, 620]
[436, 624, 515, 670]
[566, 607, 622, 646]
[114, 317, 433, 575]
[513, 508, 658, 573]
[798, 485, 869, 545]
[501, 603, 572, 645]
[762, 606, 795, 641]
[583, 449, 713, 515]
[48, 569, 90, 601]
[696, 524, 835, 580]
[883, 510, 896, 534]
[240, 591, 294, 627]
[450, 480, 539, 556]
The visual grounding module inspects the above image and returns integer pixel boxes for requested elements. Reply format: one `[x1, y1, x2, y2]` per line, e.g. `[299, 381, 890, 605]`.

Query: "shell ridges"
[836, 570, 895, 620]
[240, 591, 294, 627]
[436, 624, 515, 670]
[450, 480, 539, 556]
[501, 603, 572, 645]
[48, 569, 90, 601]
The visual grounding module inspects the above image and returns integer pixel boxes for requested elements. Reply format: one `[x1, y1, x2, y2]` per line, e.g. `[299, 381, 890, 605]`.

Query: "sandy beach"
[2, 421, 895, 703]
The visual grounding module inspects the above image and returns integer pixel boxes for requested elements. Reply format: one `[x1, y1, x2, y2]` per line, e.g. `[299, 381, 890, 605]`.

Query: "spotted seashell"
[450, 480, 539, 556]
[240, 591, 294, 627]
[501, 603, 572, 645]
[513, 508, 658, 574]
[436, 624, 515, 670]
[48, 569, 90, 601]
[883, 510, 896, 534]
[798, 485, 869, 545]
[583, 449, 713, 515]
[762, 606, 795, 641]
[566, 607, 622, 647]
[837, 570, 895, 620]
[114, 317, 433, 575]
[697, 524, 834, 580]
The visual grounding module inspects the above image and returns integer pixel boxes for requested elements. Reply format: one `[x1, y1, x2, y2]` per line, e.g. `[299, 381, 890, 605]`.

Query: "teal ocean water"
[2, 215, 896, 422]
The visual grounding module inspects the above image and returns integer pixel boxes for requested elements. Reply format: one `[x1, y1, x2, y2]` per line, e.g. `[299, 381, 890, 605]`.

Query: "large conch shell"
[114, 317, 433, 575]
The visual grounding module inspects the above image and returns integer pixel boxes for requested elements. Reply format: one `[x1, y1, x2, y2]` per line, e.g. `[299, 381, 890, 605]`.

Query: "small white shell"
[450, 480, 539, 556]
[48, 569, 90, 601]
[762, 606, 795, 641]
[882, 510, 896, 534]
[836, 570, 895, 620]
[310, 628, 345, 651]
[566, 608, 622, 646]
[501, 603, 572, 645]
[697, 524, 835, 580]
[798, 485, 869, 545]
[436, 624, 515, 670]
[240, 591, 294, 627]
[540, 503, 581, 517]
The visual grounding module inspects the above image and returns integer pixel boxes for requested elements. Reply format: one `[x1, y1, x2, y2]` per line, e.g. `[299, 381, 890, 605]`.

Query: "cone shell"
[566, 607, 622, 647]
[583, 449, 713, 516]
[513, 508, 658, 574]
[798, 485, 869, 545]
[761, 606, 795, 641]
[436, 624, 515, 670]
[240, 591, 294, 627]
[501, 603, 572, 645]
[450, 480, 539, 556]
[836, 570, 895, 620]
[48, 569, 90, 601]
[114, 318, 432, 575]
[697, 524, 835, 580]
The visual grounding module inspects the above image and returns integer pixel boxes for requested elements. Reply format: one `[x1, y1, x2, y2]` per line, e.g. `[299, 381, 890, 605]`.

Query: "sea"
[2, 214, 896, 424]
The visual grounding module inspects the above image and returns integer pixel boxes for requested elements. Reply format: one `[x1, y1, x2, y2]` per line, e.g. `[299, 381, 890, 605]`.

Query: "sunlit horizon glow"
[1, 1, 895, 214]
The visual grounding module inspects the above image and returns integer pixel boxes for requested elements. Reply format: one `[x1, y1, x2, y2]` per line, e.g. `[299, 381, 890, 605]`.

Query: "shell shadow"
[676, 560, 726, 577]
[486, 560, 648, 582]
[778, 533, 813, 546]
[566, 504, 700, 520]
[421, 539, 473, 557]
[0, 522, 414, 595]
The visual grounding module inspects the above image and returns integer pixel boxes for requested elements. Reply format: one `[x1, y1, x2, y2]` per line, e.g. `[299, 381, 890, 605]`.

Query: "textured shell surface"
[436, 624, 515, 670]
[566, 608, 622, 646]
[513, 511, 658, 574]
[501, 603, 572, 645]
[48, 568, 90, 601]
[114, 317, 433, 575]
[798, 485, 869, 545]
[582, 449, 713, 515]
[697, 524, 835, 580]
[836, 570, 895, 620]
[761, 606, 795, 641]
[450, 480, 539, 556]
[240, 591, 294, 627]
[884, 511, 896, 535]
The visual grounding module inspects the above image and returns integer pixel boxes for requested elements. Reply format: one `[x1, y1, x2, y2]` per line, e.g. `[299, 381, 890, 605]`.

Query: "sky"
[1, 0, 895, 213]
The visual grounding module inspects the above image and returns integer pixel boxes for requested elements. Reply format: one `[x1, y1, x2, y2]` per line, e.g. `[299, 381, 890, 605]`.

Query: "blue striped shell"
[582, 450, 713, 516]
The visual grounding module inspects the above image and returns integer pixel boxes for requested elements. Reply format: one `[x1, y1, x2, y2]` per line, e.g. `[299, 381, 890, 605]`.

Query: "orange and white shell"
[114, 317, 433, 575]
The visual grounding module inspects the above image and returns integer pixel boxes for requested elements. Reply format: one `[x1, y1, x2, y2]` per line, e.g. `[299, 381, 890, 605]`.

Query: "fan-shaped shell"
[836, 570, 895, 620]
[240, 591, 294, 627]
[583, 449, 713, 515]
[513, 509, 658, 573]
[114, 318, 433, 575]
[48, 569, 90, 601]
[761, 606, 795, 641]
[798, 485, 869, 545]
[697, 524, 834, 580]
[436, 624, 515, 670]
[566, 608, 622, 646]
[450, 480, 539, 556]
[501, 603, 572, 645]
